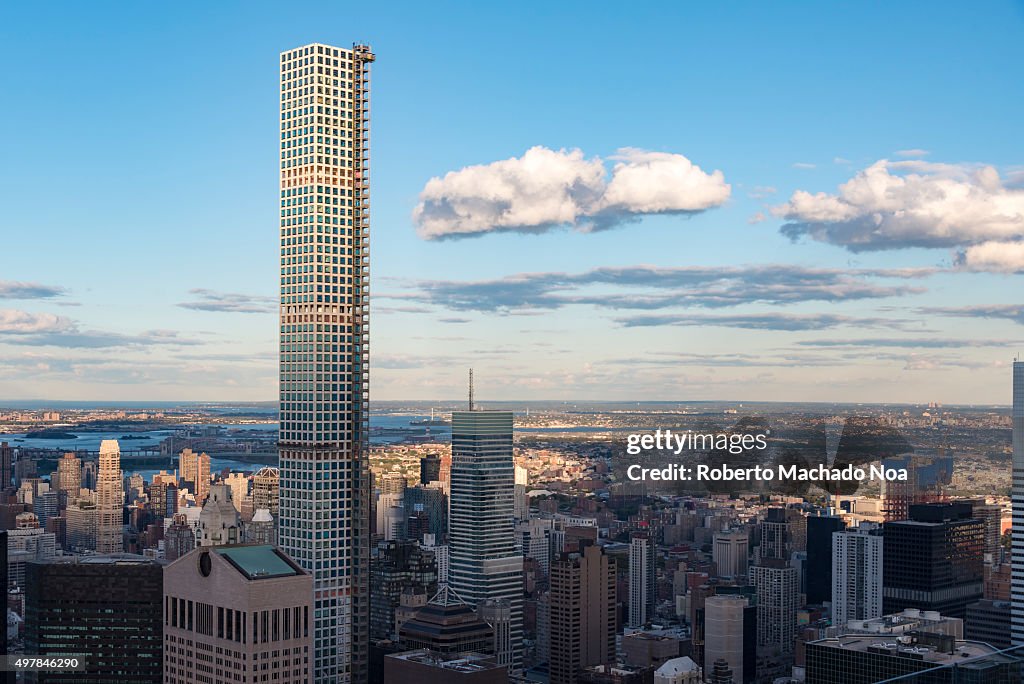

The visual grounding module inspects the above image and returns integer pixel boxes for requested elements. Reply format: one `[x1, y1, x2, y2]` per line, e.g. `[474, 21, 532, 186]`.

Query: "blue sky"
[1, 1, 1023, 403]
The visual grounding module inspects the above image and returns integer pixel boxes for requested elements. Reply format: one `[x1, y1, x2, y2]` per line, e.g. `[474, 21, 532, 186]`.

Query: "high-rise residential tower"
[180, 448, 211, 505]
[1012, 360, 1024, 644]
[448, 409, 523, 670]
[751, 559, 798, 655]
[95, 439, 123, 554]
[179, 448, 197, 486]
[831, 522, 883, 628]
[760, 508, 789, 560]
[56, 452, 82, 497]
[629, 531, 656, 627]
[224, 471, 248, 513]
[278, 42, 375, 684]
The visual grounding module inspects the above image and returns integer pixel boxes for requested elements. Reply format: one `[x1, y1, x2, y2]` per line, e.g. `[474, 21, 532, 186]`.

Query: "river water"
[1, 413, 452, 481]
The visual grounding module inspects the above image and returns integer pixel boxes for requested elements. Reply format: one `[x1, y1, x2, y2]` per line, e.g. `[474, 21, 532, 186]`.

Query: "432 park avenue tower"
[278, 42, 374, 683]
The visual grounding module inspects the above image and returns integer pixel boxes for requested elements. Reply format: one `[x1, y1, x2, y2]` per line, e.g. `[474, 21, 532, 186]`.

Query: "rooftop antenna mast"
[468, 368, 475, 411]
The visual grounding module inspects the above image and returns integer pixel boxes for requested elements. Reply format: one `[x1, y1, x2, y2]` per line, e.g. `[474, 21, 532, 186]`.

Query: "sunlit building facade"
[278, 41, 375, 683]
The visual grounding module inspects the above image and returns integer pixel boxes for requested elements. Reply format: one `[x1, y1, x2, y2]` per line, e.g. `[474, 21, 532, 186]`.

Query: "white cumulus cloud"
[956, 240, 1024, 273]
[413, 146, 730, 239]
[773, 160, 1024, 257]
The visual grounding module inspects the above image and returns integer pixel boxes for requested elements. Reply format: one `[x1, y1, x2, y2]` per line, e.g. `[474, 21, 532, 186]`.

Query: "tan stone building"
[55, 452, 82, 496]
[95, 439, 124, 554]
[163, 544, 313, 684]
[549, 543, 616, 684]
[180, 448, 211, 504]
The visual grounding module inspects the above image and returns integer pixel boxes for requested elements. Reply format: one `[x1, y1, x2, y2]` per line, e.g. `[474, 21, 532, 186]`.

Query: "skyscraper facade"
[448, 410, 523, 670]
[751, 560, 798, 655]
[179, 448, 211, 504]
[25, 555, 163, 683]
[164, 545, 313, 684]
[253, 466, 280, 516]
[831, 522, 883, 628]
[712, 530, 749, 581]
[0, 441, 12, 490]
[629, 531, 656, 628]
[883, 503, 983, 619]
[95, 439, 123, 554]
[278, 41, 375, 683]
[398, 585, 495, 654]
[806, 515, 846, 606]
[0, 530, 7, 684]
[225, 471, 249, 513]
[419, 454, 441, 485]
[703, 594, 756, 684]
[179, 448, 198, 487]
[369, 539, 438, 641]
[1013, 360, 1024, 645]
[760, 508, 789, 560]
[56, 452, 81, 496]
[548, 543, 616, 684]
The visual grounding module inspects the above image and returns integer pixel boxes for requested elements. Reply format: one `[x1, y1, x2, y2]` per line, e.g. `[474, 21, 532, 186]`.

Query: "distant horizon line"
[0, 399, 1012, 409]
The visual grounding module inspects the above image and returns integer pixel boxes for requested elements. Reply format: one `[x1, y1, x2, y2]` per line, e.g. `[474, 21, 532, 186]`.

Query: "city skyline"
[2, 2, 1024, 404]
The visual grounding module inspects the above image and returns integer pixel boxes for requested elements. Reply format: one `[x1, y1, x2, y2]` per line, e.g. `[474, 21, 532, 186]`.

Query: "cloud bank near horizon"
[382, 264, 932, 314]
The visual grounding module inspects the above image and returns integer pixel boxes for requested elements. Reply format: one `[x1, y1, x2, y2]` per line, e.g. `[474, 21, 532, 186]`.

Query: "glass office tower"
[448, 409, 523, 670]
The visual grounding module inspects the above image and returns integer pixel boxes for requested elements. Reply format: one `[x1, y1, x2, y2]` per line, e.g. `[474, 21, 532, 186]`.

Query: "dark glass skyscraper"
[0, 442, 12, 491]
[278, 42, 375, 683]
[25, 555, 163, 683]
[448, 410, 523, 670]
[419, 453, 441, 485]
[882, 503, 984, 618]
[806, 515, 846, 605]
[369, 539, 438, 641]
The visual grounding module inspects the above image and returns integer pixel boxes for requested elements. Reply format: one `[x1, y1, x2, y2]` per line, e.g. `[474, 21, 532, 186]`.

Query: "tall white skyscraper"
[95, 439, 123, 554]
[278, 41, 375, 683]
[629, 531, 655, 627]
[448, 409, 523, 670]
[831, 522, 883, 628]
[1012, 360, 1024, 645]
